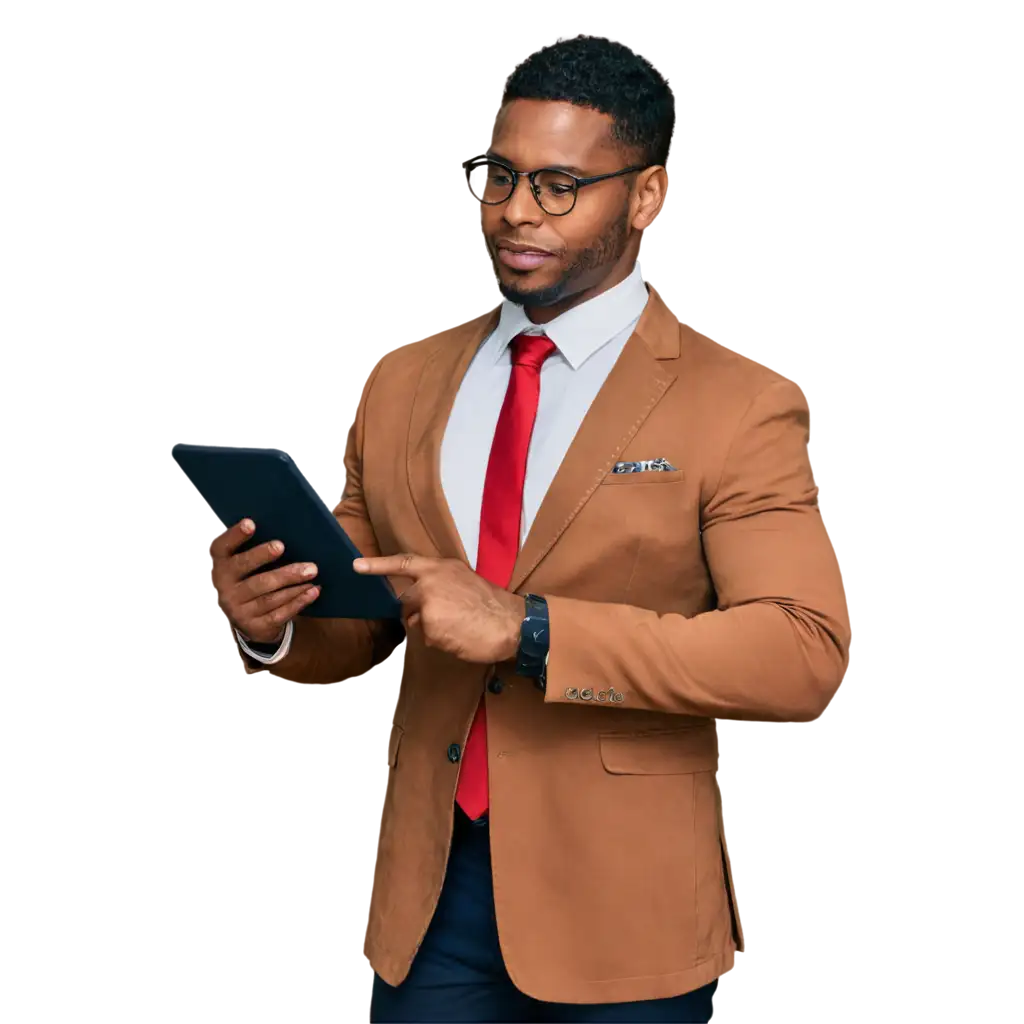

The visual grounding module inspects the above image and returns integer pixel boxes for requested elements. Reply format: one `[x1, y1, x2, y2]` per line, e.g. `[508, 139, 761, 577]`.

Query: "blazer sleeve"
[234, 356, 406, 684]
[543, 380, 851, 722]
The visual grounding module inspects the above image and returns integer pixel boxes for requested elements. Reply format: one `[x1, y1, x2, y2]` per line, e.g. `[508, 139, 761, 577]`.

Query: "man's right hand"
[210, 518, 320, 644]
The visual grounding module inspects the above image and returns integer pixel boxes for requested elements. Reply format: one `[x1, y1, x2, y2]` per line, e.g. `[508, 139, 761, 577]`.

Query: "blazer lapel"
[407, 308, 500, 563]
[508, 285, 680, 593]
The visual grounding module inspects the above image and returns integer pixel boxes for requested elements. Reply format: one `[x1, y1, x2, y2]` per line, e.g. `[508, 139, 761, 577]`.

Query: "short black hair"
[502, 35, 675, 167]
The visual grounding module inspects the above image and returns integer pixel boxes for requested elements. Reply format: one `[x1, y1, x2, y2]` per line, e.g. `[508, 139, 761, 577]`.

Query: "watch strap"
[516, 593, 549, 688]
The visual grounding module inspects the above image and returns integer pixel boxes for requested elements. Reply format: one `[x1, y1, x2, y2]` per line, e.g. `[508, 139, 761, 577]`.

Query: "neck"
[524, 256, 637, 325]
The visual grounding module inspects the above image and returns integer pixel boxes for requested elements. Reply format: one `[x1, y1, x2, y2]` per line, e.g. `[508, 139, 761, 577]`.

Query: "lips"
[496, 240, 555, 272]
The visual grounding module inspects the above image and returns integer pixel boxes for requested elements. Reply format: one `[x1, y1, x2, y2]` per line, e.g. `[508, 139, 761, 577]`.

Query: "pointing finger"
[353, 553, 435, 578]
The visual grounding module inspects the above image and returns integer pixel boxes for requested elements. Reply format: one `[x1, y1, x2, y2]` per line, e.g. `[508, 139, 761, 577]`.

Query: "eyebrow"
[485, 149, 587, 176]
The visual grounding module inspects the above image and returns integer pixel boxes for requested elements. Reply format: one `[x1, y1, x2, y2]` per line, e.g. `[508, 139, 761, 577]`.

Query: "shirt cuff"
[235, 620, 294, 665]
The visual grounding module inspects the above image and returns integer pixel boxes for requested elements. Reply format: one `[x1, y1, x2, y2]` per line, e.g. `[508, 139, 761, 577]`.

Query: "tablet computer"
[172, 443, 402, 620]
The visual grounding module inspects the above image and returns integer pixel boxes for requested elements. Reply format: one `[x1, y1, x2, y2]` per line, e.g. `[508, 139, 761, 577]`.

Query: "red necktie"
[455, 332, 557, 820]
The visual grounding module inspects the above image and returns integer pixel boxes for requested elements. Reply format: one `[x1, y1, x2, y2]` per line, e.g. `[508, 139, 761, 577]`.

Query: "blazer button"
[447, 743, 461, 763]
[488, 677, 504, 695]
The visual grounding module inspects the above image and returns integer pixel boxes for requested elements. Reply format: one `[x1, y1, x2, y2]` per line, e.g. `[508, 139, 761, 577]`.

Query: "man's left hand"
[353, 554, 525, 664]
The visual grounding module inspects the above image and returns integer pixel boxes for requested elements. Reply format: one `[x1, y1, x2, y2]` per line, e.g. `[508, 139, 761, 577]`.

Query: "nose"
[502, 175, 544, 229]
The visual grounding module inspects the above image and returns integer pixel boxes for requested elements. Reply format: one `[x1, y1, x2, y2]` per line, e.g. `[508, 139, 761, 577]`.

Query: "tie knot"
[510, 332, 557, 371]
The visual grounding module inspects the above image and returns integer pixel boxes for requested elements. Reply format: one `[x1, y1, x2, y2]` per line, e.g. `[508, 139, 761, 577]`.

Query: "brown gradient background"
[2, 8, 1024, 1024]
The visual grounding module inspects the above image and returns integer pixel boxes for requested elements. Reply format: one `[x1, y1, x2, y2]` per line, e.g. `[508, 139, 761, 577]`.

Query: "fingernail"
[353, 559, 367, 571]
[241, 519, 254, 533]
[271, 541, 284, 555]
[306, 586, 319, 597]
[302, 564, 317, 577]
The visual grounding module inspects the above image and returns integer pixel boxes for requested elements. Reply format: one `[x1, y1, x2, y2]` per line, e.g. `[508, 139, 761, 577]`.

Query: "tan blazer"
[237, 285, 850, 1004]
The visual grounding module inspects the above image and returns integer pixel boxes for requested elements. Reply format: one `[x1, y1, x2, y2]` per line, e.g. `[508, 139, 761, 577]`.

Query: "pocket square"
[611, 457, 679, 474]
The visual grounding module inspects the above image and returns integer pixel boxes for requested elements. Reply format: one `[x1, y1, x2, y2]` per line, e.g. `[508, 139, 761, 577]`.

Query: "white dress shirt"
[238, 262, 650, 664]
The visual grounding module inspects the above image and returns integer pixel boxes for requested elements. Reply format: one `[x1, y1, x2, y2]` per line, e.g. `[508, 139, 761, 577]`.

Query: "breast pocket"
[584, 469, 706, 611]
[598, 726, 718, 775]
[599, 468, 687, 487]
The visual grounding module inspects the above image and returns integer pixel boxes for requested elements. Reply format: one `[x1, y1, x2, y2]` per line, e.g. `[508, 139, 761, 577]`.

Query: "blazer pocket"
[599, 726, 718, 775]
[600, 468, 686, 486]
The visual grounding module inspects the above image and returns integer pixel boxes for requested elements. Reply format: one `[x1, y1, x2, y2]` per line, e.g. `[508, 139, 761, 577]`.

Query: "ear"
[631, 166, 668, 231]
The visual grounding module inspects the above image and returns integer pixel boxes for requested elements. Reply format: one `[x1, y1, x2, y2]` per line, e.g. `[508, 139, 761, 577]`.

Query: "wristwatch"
[516, 593, 550, 690]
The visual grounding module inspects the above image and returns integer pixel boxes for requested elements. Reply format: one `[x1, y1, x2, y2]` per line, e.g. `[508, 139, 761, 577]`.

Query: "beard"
[488, 207, 631, 308]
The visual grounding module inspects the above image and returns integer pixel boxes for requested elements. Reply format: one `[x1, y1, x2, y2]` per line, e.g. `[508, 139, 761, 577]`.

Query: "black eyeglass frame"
[461, 154, 650, 216]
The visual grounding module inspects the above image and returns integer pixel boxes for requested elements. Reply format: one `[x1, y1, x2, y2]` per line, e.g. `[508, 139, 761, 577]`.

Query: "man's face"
[481, 99, 640, 309]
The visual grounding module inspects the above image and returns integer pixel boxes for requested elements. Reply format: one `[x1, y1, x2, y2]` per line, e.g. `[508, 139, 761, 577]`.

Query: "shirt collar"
[488, 262, 649, 371]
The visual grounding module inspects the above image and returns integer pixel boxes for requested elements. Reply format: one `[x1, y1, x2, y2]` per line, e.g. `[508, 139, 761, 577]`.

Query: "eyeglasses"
[462, 155, 648, 216]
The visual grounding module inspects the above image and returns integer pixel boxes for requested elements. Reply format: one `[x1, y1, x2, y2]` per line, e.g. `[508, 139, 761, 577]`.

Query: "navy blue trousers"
[370, 808, 717, 1023]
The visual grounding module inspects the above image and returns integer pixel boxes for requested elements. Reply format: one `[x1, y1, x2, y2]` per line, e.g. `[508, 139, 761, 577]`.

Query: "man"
[208, 35, 850, 1023]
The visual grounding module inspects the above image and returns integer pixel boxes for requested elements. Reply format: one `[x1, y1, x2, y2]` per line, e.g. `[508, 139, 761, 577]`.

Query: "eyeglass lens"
[467, 162, 577, 214]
